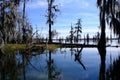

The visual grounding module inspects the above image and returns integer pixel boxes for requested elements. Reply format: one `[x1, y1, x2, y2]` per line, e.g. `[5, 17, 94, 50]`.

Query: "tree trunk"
[98, 1, 107, 79]
[49, 23, 52, 43]
[98, 19, 106, 48]
[98, 0, 106, 49]
[48, 0, 52, 43]
[22, 0, 26, 43]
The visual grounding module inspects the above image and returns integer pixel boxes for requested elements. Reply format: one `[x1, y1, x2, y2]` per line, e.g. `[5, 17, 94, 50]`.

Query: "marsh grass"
[2, 44, 26, 53]
[46, 44, 61, 51]
[2, 44, 61, 54]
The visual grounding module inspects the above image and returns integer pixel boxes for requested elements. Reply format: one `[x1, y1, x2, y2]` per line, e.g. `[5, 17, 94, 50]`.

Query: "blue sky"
[20, 0, 116, 38]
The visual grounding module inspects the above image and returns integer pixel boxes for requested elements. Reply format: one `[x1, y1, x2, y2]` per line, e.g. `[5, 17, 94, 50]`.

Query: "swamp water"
[0, 47, 120, 80]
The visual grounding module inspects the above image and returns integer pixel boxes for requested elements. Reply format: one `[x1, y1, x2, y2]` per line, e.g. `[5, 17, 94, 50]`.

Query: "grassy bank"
[46, 44, 61, 51]
[2, 44, 26, 53]
[2, 43, 61, 53]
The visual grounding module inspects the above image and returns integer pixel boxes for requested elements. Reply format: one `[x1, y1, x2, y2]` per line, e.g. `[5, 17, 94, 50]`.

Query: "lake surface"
[0, 47, 120, 80]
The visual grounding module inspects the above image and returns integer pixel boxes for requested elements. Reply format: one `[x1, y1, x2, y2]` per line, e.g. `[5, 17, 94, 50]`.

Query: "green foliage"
[46, 44, 60, 52]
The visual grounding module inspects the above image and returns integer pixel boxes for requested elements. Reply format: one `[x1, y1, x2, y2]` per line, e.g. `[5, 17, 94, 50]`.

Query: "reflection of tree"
[0, 52, 20, 80]
[70, 47, 86, 70]
[21, 53, 27, 80]
[106, 56, 120, 79]
[98, 47, 106, 80]
[70, 47, 74, 57]
[47, 51, 61, 80]
[0, 47, 45, 80]
[0, 50, 34, 80]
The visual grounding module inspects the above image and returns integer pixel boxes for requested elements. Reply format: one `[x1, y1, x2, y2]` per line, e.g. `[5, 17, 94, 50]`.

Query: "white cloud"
[26, 0, 47, 9]
[62, 12, 98, 17]
[57, 0, 90, 9]
[57, 0, 74, 7]
[82, 29, 99, 33]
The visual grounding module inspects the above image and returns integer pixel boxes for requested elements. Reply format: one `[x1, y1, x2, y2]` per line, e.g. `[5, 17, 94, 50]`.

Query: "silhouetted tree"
[106, 0, 120, 37]
[97, 32, 100, 40]
[97, 0, 106, 48]
[51, 29, 58, 39]
[86, 33, 89, 44]
[22, 0, 30, 43]
[22, 0, 26, 43]
[69, 23, 74, 44]
[97, 0, 120, 48]
[74, 19, 82, 43]
[46, 0, 60, 43]
[110, 29, 112, 43]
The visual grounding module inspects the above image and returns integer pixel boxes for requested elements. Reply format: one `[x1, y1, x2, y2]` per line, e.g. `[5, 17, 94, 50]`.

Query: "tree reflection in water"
[0, 50, 39, 80]
[0, 51, 26, 80]
[70, 47, 86, 70]
[98, 46, 106, 80]
[98, 46, 120, 80]
[47, 51, 61, 80]
[106, 55, 120, 79]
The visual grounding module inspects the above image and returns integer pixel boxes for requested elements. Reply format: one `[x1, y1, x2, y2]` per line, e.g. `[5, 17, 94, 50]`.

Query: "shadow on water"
[47, 51, 61, 80]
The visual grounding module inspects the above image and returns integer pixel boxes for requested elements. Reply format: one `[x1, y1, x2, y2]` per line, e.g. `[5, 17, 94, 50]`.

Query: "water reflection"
[74, 47, 86, 70]
[0, 50, 43, 80]
[98, 47, 120, 80]
[47, 51, 61, 80]
[0, 51, 22, 80]
[106, 55, 120, 79]
[0, 46, 120, 80]
[98, 47, 106, 80]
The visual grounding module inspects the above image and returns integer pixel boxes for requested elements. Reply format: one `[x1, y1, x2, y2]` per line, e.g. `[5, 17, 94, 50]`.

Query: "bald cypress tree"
[97, 0, 120, 48]
[46, 0, 59, 43]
